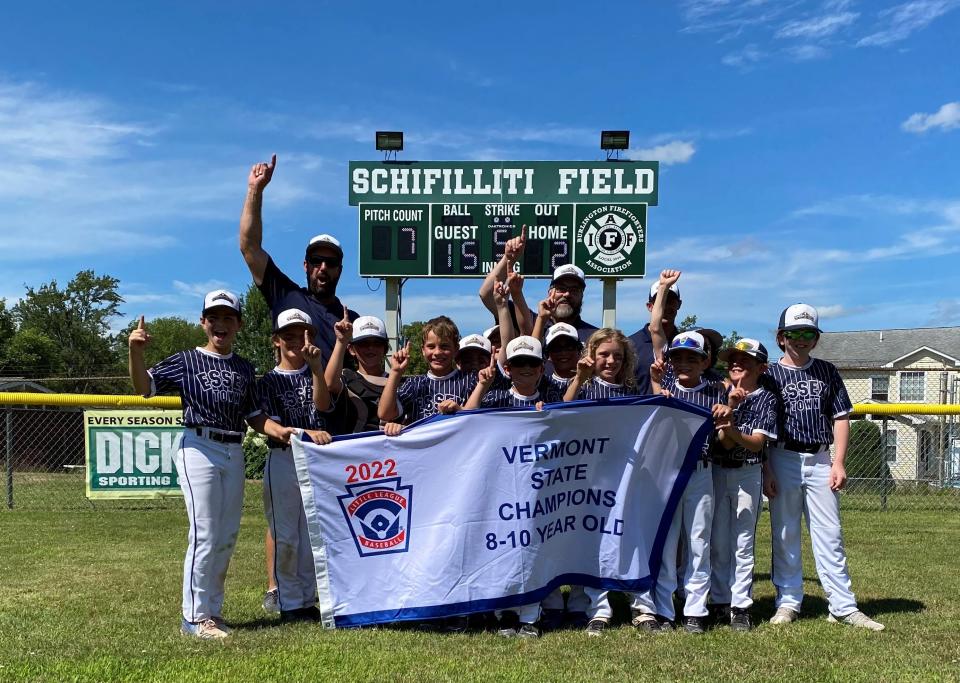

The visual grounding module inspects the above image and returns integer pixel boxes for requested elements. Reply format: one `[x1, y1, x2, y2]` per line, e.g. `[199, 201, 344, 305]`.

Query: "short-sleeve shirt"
[574, 377, 642, 400]
[148, 348, 261, 433]
[662, 372, 729, 462]
[395, 369, 477, 423]
[257, 256, 359, 363]
[258, 365, 348, 435]
[764, 358, 853, 446]
[629, 324, 658, 395]
[712, 387, 778, 467]
[480, 387, 541, 409]
[542, 374, 572, 403]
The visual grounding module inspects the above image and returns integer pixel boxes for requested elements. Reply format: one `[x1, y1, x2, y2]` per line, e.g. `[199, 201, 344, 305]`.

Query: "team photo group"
[127, 155, 885, 641]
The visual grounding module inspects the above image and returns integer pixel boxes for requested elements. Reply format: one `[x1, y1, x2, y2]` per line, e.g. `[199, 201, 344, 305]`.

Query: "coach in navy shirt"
[629, 280, 681, 394]
[240, 154, 358, 363]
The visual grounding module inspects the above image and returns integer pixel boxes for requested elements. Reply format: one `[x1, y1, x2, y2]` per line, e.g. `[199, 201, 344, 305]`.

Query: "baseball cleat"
[517, 623, 541, 639]
[730, 607, 752, 632]
[770, 607, 799, 625]
[585, 618, 608, 637]
[682, 616, 706, 634]
[631, 611, 660, 633]
[181, 618, 229, 639]
[827, 610, 885, 631]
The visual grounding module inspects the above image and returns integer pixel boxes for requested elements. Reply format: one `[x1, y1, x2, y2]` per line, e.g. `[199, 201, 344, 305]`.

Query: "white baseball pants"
[496, 603, 541, 624]
[710, 463, 762, 608]
[768, 447, 857, 617]
[175, 431, 245, 622]
[264, 448, 318, 612]
[632, 464, 713, 620]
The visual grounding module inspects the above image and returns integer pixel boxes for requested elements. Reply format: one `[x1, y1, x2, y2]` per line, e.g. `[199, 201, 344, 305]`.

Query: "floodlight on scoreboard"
[600, 130, 630, 150]
[375, 131, 404, 151]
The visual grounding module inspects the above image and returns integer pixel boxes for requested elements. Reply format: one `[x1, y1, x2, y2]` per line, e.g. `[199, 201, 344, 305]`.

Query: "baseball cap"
[550, 264, 586, 287]
[274, 308, 315, 333]
[696, 328, 723, 358]
[305, 234, 344, 258]
[666, 331, 708, 358]
[482, 325, 499, 341]
[352, 316, 388, 343]
[719, 338, 769, 363]
[457, 334, 492, 357]
[202, 290, 241, 317]
[648, 280, 681, 302]
[778, 303, 821, 332]
[506, 336, 543, 363]
[545, 322, 581, 350]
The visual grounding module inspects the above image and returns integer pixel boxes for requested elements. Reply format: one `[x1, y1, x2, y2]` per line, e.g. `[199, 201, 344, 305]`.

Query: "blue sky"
[2, 0, 959, 354]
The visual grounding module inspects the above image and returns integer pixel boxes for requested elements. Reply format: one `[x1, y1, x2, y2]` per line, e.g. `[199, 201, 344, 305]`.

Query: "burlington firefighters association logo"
[576, 205, 645, 274]
[338, 477, 413, 557]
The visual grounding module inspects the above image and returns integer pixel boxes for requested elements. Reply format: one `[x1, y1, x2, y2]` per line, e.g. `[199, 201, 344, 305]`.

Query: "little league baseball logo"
[338, 477, 413, 557]
[576, 205, 644, 274]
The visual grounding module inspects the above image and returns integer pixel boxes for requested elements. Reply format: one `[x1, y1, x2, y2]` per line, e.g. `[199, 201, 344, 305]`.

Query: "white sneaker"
[770, 607, 799, 625]
[181, 618, 230, 639]
[828, 610, 885, 631]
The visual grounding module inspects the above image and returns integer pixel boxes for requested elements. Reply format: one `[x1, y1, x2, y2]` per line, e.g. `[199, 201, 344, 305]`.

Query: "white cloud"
[785, 44, 830, 60]
[776, 11, 859, 38]
[901, 101, 960, 133]
[929, 299, 960, 325]
[721, 44, 766, 68]
[857, 0, 958, 47]
[630, 140, 697, 166]
[173, 279, 231, 298]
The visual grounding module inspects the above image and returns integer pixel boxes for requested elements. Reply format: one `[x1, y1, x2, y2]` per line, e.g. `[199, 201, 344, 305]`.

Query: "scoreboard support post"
[602, 279, 617, 329]
[385, 277, 400, 354]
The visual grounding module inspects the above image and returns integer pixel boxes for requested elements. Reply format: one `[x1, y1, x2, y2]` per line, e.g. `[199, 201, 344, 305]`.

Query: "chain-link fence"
[2, 394, 959, 511]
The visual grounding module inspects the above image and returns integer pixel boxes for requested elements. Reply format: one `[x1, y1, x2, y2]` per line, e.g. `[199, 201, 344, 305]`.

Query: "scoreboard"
[351, 161, 657, 279]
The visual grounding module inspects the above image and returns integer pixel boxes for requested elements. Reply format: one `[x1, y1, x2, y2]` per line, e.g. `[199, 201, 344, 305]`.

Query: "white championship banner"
[292, 396, 712, 628]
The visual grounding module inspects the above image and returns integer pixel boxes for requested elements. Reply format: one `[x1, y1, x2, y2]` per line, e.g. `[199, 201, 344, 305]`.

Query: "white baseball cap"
[778, 303, 821, 332]
[666, 331, 708, 358]
[306, 233, 343, 258]
[545, 322, 581, 350]
[274, 308, 315, 333]
[352, 315, 388, 343]
[718, 338, 769, 363]
[506, 335, 543, 363]
[458, 334, 492, 357]
[550, 263, 586, 287]
[483, 325, 500, 341]
[202, 290, 241, 316]
[648, 280, 681, 302]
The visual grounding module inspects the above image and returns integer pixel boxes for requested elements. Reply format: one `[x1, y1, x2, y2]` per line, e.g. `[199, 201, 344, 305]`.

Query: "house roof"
[812, 326, 960, 368]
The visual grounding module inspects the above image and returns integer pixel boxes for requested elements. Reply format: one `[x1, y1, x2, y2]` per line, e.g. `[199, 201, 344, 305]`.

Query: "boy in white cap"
[259, 308, 340, 623]
[631, 270, 730, 635]
[629, 278, 682, 394]
[709, 339, 778, 631]
[129, 290, 296, 639]
[457, 333, 494, 376]
[764, 304, 883, 630]
[325, 312, 391, 433]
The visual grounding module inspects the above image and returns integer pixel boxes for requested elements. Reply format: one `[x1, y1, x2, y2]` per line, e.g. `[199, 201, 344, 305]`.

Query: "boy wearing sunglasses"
[764, 304, 884, 631]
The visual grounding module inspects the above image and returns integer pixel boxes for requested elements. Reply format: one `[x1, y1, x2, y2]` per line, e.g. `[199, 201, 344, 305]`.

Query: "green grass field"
[1, 507, 958, 682]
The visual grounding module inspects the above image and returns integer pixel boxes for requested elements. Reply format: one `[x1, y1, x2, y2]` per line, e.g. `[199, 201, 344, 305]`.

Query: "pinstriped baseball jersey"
[148, 348, 261, 432]
[258, 365, 345, 433]
[480, 387, 541, 409]
[663, 373, 728, 462]
[764, 358, 852, 445]
[712, 387, 778, 466]
[396, 369, 477, 422]
[575, 377, 642, 400]
[542, 374, 572, 403]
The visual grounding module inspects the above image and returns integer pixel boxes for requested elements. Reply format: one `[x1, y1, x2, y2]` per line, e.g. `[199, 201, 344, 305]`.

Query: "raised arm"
[378, 342, 410, 422]
[531, 292, 559, 341]
[302, 329, 331, 412]
[239, 154, 277, 286]
[650, 269, 681, 361]
[479, 226, 525, 317]
[324, 309, 353, 395]
[128, 316, 152, 396]
[465, 355, 497, 410]
[563, 355, 594, 402]
[494, 281, 514, 369]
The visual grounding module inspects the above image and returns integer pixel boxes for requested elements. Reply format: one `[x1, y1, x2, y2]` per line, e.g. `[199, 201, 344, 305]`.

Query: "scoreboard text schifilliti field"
[350, 161, 658, 279]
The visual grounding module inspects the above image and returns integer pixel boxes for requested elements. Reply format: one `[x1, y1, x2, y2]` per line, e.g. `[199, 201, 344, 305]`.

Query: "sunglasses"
[307, 255, 342, 268]
[509, 357, 543, 368]
[783, 330, 818, 341]
[551, 283, 584, 294]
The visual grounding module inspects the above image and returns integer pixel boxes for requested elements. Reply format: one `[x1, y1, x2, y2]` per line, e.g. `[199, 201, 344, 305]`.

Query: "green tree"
[115, 316, 206, 370]
[677, 314, 698, 332]
[11, 270, 123, 393]
[234, 283, 275, 374]
[847, 420, 886, 492]
[1, 329, 62, 376]
[0, 299, 15, 350]
[400, 321, 429, 375]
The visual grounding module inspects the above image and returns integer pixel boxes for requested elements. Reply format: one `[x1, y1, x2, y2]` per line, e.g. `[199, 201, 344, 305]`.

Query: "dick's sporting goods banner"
[292, 396, 711, 628]
[84, 410, 184, 500]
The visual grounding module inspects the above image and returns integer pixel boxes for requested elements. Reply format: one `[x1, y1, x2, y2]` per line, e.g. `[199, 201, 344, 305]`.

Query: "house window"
[899, 372, 925, 402]
[870, 376, 889, 401]
[884, 429, 897, 463]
